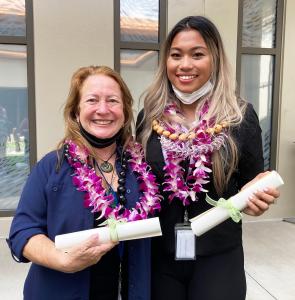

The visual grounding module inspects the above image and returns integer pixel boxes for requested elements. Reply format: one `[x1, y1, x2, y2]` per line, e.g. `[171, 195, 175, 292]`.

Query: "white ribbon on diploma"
[190, 171, 284, 236]
[55, 217, 162, 250]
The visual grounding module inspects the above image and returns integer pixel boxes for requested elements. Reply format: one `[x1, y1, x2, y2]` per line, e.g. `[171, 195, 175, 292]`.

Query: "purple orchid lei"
[65, 140, 162, 222]
[160, 102, 227, 205]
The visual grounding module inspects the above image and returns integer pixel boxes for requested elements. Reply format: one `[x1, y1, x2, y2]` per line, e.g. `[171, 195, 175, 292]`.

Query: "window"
[0, 0, 35, 216]
[114, 0, 167, 115]
[236, 0, 284, 170]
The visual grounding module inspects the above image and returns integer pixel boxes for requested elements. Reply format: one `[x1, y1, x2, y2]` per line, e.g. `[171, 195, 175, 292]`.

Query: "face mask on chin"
[172, 79, 213, 105]
[78, 122, 123, 148]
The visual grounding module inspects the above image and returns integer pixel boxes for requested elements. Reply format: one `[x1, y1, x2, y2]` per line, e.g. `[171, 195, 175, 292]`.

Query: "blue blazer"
[7, 151, 151, 300]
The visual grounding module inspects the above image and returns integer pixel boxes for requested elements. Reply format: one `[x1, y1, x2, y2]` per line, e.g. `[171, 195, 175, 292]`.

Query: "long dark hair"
[139, 16, 246, 194]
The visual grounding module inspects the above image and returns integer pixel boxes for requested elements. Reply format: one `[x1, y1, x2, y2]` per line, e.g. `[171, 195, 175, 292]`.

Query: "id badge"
[175, 223, 196, 260]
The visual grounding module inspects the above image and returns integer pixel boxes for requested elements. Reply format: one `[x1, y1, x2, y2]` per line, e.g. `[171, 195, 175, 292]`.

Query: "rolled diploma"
[190, 171, 284, 237]
[55, 217, 162, 250]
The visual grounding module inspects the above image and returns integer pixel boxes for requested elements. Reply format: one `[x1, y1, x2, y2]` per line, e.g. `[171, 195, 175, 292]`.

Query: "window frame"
[236, 0, 285, 170]
[113, 0, 167, 73]
[0, 0, 36, 217]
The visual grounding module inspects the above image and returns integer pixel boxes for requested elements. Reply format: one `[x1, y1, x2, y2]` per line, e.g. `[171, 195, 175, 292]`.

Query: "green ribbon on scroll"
[205, 194, 242, 223]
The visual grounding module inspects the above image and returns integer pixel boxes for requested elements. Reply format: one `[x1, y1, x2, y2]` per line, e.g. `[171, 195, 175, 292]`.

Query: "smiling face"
[78, 74, 124, 139]
[166, 29, 212, 94]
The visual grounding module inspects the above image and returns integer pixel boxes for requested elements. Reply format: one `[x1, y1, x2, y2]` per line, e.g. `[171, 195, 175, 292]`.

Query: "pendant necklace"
[97, 150, 116, 173]
[95, 161, 118, 205]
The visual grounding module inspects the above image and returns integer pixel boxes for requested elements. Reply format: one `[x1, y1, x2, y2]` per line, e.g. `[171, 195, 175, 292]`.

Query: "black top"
[137, 103, 264, 257]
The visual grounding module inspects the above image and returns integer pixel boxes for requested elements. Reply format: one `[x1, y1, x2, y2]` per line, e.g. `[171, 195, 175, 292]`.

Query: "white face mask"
[172, 80, 213, 105]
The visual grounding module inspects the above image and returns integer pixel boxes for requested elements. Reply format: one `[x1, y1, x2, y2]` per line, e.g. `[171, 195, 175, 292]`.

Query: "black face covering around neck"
[78, 122, 123, 148]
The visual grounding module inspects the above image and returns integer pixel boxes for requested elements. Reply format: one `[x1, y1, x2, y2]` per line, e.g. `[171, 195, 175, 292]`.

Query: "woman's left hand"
[242, 171, 280, 216]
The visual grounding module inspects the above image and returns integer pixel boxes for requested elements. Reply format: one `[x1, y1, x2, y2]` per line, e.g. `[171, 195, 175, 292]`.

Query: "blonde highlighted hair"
[58, 65, 134, 159]
[138, 16, 247, 194]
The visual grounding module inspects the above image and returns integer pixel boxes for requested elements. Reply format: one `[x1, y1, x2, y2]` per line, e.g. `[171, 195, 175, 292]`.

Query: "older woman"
[8, 66, 160, 300]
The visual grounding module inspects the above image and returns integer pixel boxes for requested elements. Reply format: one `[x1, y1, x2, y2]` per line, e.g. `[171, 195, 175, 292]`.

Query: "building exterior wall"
[33, 0, 114, 158]
[273, 0, 295, 219]
[29, 0, 295, 219]
[0, 0, 294, 231]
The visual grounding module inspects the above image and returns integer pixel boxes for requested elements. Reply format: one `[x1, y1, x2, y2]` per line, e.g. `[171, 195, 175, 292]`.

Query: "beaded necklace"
[155, 102, 227, 205]
[64, 140, 162, 221]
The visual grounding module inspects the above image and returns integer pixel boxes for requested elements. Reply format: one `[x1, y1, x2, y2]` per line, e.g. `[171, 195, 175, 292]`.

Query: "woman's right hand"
[23, 233, 116, 274]
[58, 234, 117, 273]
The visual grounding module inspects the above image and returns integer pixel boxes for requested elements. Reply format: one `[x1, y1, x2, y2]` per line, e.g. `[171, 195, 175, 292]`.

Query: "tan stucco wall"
[269, 0, 295, 218]
[33, 0, 114, 159]
[167, 0, 205, 31]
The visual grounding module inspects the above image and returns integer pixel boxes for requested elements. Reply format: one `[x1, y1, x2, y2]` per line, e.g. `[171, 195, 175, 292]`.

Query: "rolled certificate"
[55, 217, 162, 250]
[190, 171, 284, 236]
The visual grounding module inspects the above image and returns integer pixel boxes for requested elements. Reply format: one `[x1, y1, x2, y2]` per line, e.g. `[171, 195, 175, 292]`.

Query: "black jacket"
[137, 103, 264, 257]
